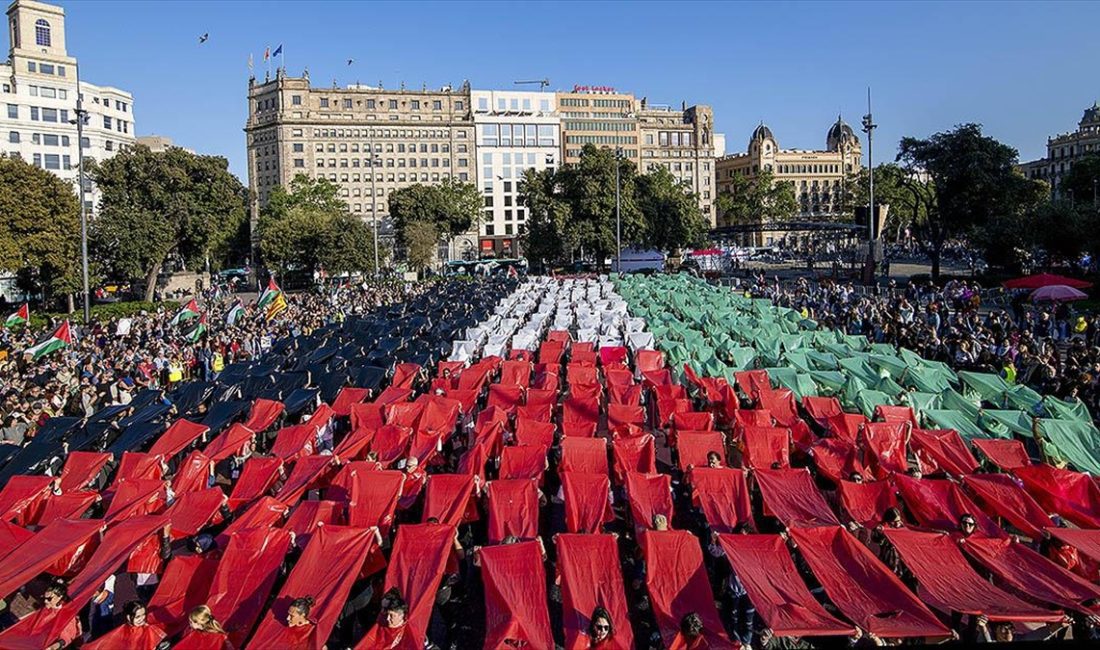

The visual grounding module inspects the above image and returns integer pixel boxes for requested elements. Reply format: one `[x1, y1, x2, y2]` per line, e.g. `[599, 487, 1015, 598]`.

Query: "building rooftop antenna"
[514, 79, 550, 91]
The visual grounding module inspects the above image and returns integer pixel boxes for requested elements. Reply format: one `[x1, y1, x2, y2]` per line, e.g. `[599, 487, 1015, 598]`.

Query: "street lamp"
[70, 67, 91, 324]
[615, 147, 623, 273]
[861, 88, 877, 285]
[368, 139, 382, 277]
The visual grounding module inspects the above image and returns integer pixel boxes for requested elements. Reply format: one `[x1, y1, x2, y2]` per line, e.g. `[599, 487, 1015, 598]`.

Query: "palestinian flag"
[265, 291, 288, 321]
[225, 300, 245, 326]
[183, 314, 208, 343]
[4, 304, 29, 329]
[257, 278, 281, 309]
[24, 320, 71, 361]
[170, 299, 200, 326]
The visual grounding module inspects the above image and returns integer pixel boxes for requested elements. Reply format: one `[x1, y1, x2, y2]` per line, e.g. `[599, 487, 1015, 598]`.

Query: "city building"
[1019, 101, 1100, 198]
[1, 0, 135, 213]
[557, 87, 639, 167]
[472, 89, 559, 258]
[715, 117, 863, 237]
[136, 134, 193, 154]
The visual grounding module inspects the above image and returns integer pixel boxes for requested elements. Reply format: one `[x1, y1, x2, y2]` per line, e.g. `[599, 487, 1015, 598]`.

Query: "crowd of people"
[0, 279, 424, 449]
[759, 276, 1100, 423]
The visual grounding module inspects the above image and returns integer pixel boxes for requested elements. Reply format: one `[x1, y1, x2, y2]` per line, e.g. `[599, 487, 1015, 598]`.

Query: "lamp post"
[70, 68, 91, 323]
[615, 147, 623, 273]
[861, 88, 877, 285]
[369, 140, 382, 277]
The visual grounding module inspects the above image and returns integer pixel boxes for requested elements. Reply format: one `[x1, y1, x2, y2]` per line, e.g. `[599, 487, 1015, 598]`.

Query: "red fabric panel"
[84, 621, 167, 649]
[508, 349, 532, 361]
[732, 409, 775, 440]
[385, 401, 424, 430]
[0, 605, 83, 650]
[742, 425, 791, 469]
[639, 529, 733, 648]
[408, 430, 444, 466]
[147, 555, 219, 635]
[572, 342, 596, 354]
[561, 420, 597, 438]
[422, 474, 478, 526]
[204, 423, 256, 463]
[1048, 528, 1100, 565]
[58, 451, 111, 493]
[910, 428, 979, 476]
[838, 480, 898, 528]
[391, 362, 423, 389]
[895, 475, 1002, 537]
[148, 419, 210, 459]
[672, 411, 714, 432]
[243, 398, 285, 432]
[611, 434, 657, 484]
[861, 422, 909, 479]
[332, 387, 371, 417]
[802, 396, 844, 428]
[480, 540, 555, 649]
[333, 426, 375, 461]
[0, 520, 34, 560]
[487, 478, 539, 543]
[106, 479, 166, 522]
[561, 472, 613, 534]
[689, 467, 753, 533]
[626, 472, 674, 531]
[457, 442, 489, 483]
[789, 526, 950, 638]
[515, 418, 556, 449]
[753, 468, 841, 527]
[756, 388, 813, 449]
[525, 388, 558, 407]
[488, 384, 525, 413]
[604, 366, 634, 388]
[718, 534, 853, 637]
[456, 363, 493, 391]
[599, 346, 628, 366]
[1013, 464, 1100, 528]
[173, 629, 229, 649]
[116, 451, 164, 482]
[207, 527, 293, 646]
[962, 535, 1100, 614]
[677, 431, 726, 471]
[607, 404, 645, 430]
[500, 445, 548, 481]
[826, 413, 866, 444]
[560, 437, 608, 475]
[556, 534, 633, 649]
[655, 398, 693, 428]
[228, 456, 283, 510]
[563, 395, 600, 425]
[443, 388, 479, 415]
[961, 474, 1053, 539]
[172, 450, 213, 494]
[874, 405, 918, 427]
[635, 349, 664, 374]
[169, 488, 226, 537]
[0, 518, 101, 599]
[249, 525, 380, 650]
[415, 394, 460, 436]
[347, 469, 404, 535]
[354, 523, 456, 650]
[883, 528, 1059, 621]
[736, 369, 771, 397]
[349, 402, 385, 432]
[810, 437, 865, 484]
[271, 425, 316, 462]
[568, 360, 598, 379]
[217, 496, 289, 547]
[500, 359, 533, 387]
[0, 475, 52, 526]
[608, 383, 643, 407]
[275, 455, 338, 506]
[516, 402, 554, 424]
[643, 369, 675, 390]
[283, 500, 342, 547]
[370, 424, 414, 466]
[973, 438, 1031, 470]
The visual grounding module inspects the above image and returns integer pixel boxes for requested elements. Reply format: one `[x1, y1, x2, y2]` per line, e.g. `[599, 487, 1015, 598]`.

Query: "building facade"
[637, 99, 720, 223]
[471, 89, 559, 258]
[1019, 101, 1100, 198]
[715, 118, 862, 233]
[556, 88, 639, 167]
[244, 72, 475, 254]
[2, 0, 135, 213]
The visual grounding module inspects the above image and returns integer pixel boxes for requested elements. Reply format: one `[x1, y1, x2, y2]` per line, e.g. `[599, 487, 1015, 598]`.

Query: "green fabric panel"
[903, 391, 941, 422]
[869, 353, 909, 379]
[958, 371, 1012, 406]
[939, 388, 981, 418]
[979, 409, 1031, 439]
[1038, 419, 1100, 475]
[1043, 396, 1093, 423]
[1003, 384, 1046, 416]
[902, 366, 953, 394]
[869, 343, 899, 357]
[837, 357, 882, 386]
[925, 409, 988, 440]
[806, 350, 840, 371]
[840, 334, 870, 353]
[784, 352, 813, 374]
[855, 390, 894, 418]
[766, 367, 818, 400]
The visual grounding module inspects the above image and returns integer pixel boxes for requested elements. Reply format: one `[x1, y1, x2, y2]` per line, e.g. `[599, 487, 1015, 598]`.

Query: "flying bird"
[347, 59, 354, 66]
[199, 33, 209, 44]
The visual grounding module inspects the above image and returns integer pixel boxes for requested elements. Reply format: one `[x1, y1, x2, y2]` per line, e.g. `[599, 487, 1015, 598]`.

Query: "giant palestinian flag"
[24, 320, 71, 361]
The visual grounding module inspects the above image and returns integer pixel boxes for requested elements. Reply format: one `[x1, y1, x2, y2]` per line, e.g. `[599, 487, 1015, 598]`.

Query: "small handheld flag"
[226, 301, 245, 326]
[183, 314, 208, 343]
[265, 292, 288, 322]
[170, 299, 201, 326]
[4, 304, 29, 329]
[257, 278, 282, 309]
[24, 320, 71, 361]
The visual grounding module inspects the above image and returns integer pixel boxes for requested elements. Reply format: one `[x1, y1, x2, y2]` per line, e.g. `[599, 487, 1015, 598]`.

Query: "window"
[35, 19, 51, 46]
[105, 141, 113, 151]
[433, 100, 442, 110]
[366, 99, 376, 109]
[62, 155, 71, 169]
[292, 95, 302, 106]
[388, 100, 398, 110]
[320, 98, 329, 108]
[44, 154, 60, 170]
[59, 109, 67, 123]
[39, 63, 54, 75]
[33, 153, 42, 167]
[8, 131, 17, 143]
[27, 62, 36, 73]
[41, 107, 57, 122]
[57, 66, 65, 77]
[30, 106, 38, 120]
[343, 98, 352, 109]
[478, 97, 489, 111]
[540, 99, 550, 112]
[411, 100, 420, 110]
[103, 116, 112, 129]
[80, 137, 89, 149]
[505, 224, 513, 235]
[43, 133, 58, 146]
[455, 101, 464, 110]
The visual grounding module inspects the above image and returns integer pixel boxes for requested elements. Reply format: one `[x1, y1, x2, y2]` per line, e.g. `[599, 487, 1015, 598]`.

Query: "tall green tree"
[853, 163, 930, 241]
[714, 169, 798, 227]
[896, 123, 1046, 279]
[390, 179, 482, 253]
[635, 167, 707, 253]
[1059, 153, 1100, 210]
[403, 220, 440, 272]
[0, 155, 82, 306]
[558, 145, 645, 266]
[518, 168, 572, 270]
[89, 145, 247, 301]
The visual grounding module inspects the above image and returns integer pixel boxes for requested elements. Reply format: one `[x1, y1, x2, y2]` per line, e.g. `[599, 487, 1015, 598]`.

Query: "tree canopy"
[635, 166, 707, 253]
[390, 178, 482, 247]
[0, 155, 82, 304]
[89, 145, 248, 301]
[714, 169, 798, 227]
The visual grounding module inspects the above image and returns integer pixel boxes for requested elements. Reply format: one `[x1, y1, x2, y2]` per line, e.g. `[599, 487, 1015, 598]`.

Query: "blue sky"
[44, 0, 1100, 181]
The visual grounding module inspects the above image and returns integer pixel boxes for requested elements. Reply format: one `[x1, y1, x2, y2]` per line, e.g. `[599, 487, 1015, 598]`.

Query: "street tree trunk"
[143, 261, 162, 303]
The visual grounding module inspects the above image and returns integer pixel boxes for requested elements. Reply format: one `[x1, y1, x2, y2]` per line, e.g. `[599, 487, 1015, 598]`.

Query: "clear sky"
[41, 0, 1100, 181]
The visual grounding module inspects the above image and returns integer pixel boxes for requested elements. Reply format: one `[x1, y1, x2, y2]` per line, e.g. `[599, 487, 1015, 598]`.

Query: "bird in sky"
[347, 58, 354, 66]
[199, 33, 209, 44]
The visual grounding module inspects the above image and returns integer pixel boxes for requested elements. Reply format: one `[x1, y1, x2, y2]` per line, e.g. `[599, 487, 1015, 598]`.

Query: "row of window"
[563, 120, 635, 133]
[312, 157, 465, 169]
[656, 131, 694, 147]
[305, 128, 465, 139]
[306, 142, 463, 154]
[776, 163, 844, 175]
[484, 195, 527, 208]
[564, 135, 638, 145]
[484, 223, 524, 236]
[26, 61, 67, 78]
[313, 172, 469, 184]
[476, 97, 552, 113]
[7, 131, 70, 146]
[31, 153, 73, 170]
[479, 124, 557, 148]
[26, 85, 68, 100]
[565, 148, 637, 159]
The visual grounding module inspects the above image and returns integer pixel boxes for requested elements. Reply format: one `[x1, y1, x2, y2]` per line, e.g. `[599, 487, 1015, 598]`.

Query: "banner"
[556, 534, 633, 649]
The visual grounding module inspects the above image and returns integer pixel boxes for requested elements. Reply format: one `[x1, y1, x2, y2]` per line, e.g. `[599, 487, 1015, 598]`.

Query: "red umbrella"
[1003, 273, 1092, 290]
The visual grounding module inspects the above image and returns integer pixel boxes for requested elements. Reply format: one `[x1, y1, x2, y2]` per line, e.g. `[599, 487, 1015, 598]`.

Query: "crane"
[514, 79, 550, 91]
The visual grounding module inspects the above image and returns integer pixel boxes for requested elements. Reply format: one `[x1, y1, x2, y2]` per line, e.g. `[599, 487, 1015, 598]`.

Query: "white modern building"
[472, 89, 560, 258]
[2, 0, 135, 213]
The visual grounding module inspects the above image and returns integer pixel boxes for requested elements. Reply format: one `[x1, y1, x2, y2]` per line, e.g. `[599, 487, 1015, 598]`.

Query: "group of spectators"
[759, 276, 1100, 423]
[0, 279, 424, 449]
